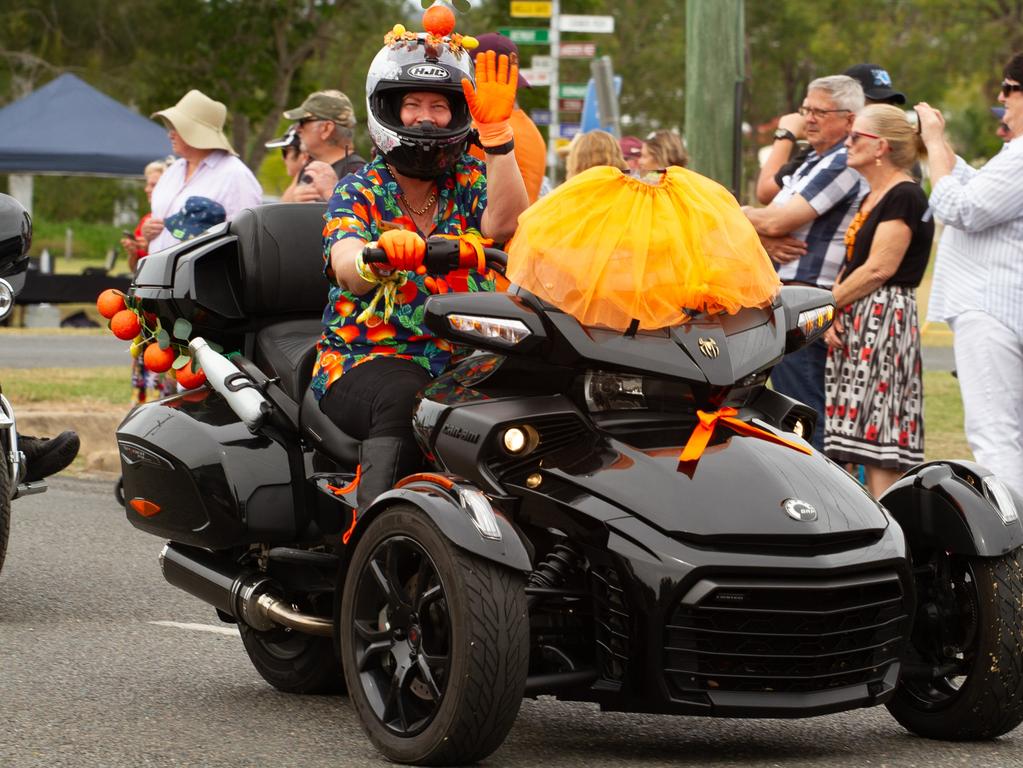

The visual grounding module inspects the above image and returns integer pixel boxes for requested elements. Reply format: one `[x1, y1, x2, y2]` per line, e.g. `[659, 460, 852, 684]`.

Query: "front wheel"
[340, 505, 528, 765]
[888, 548, 1023, 739]
[0, 458, 10, 576]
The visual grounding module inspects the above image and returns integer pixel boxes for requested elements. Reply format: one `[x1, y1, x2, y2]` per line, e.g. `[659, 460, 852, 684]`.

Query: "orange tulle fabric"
[507, 166, 780, 331]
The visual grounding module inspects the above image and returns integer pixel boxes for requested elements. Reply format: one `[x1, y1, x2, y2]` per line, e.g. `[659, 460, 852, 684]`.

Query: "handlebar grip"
[362, 245, 388, 265]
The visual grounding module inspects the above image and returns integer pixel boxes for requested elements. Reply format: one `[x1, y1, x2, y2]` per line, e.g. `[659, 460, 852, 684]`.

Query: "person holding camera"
[265, 124, 313, 203]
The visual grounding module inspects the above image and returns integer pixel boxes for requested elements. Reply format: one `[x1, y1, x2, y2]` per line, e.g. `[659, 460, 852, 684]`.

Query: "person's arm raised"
[462, 51, 528, 242]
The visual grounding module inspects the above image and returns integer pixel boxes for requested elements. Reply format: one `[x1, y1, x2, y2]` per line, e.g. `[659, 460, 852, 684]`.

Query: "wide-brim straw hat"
[152, 89, 236, 155]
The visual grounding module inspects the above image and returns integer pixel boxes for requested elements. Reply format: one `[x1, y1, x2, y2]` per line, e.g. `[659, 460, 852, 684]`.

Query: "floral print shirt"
[310, 153, 494, 400]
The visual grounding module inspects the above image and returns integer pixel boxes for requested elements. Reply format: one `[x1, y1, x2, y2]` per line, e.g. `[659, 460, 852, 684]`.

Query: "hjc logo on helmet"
[407, 64, 449, 80]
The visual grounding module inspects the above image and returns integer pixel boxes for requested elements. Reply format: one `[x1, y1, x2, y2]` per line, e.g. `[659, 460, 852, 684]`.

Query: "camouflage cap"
[283, 90, 356, 128]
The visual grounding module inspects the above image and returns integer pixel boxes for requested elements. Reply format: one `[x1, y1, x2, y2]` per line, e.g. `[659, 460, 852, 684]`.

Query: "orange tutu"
[506, 166, 780, 331]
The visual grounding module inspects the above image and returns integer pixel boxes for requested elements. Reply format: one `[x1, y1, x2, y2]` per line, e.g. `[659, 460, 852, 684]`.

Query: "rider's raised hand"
[378, 230, 426, 273]
[461, 50, 517, 149]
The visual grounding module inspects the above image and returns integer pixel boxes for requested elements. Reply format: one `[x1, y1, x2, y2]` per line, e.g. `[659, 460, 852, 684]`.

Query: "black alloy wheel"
[351, 534, 449, 736]
[341, 505, 528, 765]
[888, 548, 1023, 739]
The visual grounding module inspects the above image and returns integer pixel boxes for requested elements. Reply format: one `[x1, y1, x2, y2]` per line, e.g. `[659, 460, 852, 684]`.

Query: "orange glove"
[461, 50, 517, 147]
[377, 230, 426, 273]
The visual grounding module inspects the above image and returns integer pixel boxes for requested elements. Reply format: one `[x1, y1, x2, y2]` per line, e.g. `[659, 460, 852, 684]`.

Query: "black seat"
[254, 317, 323, 402]
[227, 203, 362, 466]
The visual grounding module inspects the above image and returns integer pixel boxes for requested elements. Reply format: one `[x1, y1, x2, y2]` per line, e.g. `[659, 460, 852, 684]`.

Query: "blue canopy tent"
[0, 73, 171, 176]
[0, 74, 172, 307]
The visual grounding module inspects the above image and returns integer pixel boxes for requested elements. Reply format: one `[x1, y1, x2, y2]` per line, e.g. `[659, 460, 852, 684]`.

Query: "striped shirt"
[927, 138, 1023, 335]
[773, 141, 866, 287]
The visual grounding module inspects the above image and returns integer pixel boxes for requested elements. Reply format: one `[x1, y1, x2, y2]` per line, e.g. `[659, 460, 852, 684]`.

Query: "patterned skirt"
[824, 284, 924, 470]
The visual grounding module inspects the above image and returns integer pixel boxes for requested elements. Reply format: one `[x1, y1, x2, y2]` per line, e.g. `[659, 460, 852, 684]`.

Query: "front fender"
[880, 460, 1023, 557]
[342, 478, 531, 574]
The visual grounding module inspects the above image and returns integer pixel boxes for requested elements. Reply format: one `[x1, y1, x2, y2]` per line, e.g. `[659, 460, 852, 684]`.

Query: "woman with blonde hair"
[823, 104, 933, 494]
[566, 130, 629, 178]
[639, 129, 688, 174]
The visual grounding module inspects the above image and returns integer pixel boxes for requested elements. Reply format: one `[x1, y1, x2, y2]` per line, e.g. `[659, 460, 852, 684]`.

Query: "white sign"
[530, 55, 554, 73]
[558, 14, 615, 34]
[519, 68, 552, 86]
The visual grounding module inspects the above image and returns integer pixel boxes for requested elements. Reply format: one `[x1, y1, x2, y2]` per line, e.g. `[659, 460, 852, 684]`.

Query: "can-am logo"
[408, 64, 449, 80]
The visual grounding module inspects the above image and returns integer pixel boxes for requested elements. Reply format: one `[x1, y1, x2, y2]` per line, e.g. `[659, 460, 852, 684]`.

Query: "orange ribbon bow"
[678, 406, 812, 464]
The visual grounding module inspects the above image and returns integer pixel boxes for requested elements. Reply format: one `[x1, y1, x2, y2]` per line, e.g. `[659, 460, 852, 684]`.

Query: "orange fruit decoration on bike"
[110, 309, 142, 340]
[96, 289, 126, 319]
[175, 364, 207, 390]
[143, 343, 176, 373]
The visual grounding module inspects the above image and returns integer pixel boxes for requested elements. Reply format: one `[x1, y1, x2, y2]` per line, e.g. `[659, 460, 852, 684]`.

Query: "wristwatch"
[773, 128, 796, 142]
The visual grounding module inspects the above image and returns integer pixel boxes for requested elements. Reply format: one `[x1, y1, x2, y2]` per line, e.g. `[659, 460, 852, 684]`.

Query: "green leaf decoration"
[172, 354, 192, 370]
[211, 342, 225, 354]
[412, 305, 427, 326]
[172, 318, 193, 341]
[156, 329, 171, 349]
[420, 0, 433, 8]
[452, 0, 470, 11]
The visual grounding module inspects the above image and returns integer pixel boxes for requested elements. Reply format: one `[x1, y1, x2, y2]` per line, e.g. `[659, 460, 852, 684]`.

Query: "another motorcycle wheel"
[340, 505, 528, 765]
[0, 457, 10, 576]
[888, 548, 1023, 739]
[238, 612, 345, 695]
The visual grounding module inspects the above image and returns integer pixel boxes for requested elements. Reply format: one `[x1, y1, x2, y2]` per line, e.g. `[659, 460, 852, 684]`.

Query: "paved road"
[0, 332, 958, 372]
[0, 477, 1019, 767]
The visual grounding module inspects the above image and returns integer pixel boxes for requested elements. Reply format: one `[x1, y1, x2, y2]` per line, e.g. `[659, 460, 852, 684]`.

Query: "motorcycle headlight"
[796, 304, 835, 343]
[982, 476, 1019, 525]
[581, 372, 693, 413]
[447, 314, 531, 345]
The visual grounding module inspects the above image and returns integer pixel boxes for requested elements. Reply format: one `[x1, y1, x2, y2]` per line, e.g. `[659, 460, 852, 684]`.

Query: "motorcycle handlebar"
[362, 236, 508, 276]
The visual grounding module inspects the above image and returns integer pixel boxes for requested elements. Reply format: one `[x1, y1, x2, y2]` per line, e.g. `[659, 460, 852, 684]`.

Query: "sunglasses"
[1001, 80, 1023, 97]
[849, 130, 882, 143]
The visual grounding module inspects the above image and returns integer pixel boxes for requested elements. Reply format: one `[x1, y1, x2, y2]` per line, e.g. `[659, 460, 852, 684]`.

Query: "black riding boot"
[20, 431, 81, 482]
[356, 436, 423, 512]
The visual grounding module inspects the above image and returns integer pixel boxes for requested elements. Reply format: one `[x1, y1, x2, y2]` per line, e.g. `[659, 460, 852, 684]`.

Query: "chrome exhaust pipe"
[160, 543, 333, 637]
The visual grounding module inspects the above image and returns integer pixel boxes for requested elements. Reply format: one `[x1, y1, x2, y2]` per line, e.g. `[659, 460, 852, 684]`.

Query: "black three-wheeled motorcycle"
[116, 203, 1023, 765]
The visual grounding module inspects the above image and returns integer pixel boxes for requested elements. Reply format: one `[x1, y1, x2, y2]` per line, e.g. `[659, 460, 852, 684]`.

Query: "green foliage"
[31, 219, 124, 262]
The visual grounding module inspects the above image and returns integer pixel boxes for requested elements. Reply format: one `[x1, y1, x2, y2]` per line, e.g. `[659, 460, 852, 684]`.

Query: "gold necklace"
[386, 162, 437, 217]
[398, 189, 437, 216]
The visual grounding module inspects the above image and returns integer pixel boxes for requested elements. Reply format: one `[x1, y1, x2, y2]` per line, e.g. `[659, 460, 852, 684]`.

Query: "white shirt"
[927, 138, 1023, 335]
[149, 151, 262, 252]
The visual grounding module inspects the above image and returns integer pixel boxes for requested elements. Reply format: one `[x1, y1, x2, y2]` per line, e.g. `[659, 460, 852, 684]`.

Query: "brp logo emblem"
[783, 498, 818, 522]
[698, 337, 719, 358]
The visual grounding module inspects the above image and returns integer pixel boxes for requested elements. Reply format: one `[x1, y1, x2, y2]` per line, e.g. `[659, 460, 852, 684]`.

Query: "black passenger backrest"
[230, 203, 328, 316]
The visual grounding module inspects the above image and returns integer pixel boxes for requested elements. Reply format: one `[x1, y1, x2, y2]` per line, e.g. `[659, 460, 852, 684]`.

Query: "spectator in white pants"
[918, 52, 1023, 495]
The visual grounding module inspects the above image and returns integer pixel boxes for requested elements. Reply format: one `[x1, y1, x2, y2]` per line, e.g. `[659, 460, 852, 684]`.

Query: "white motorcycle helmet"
[366, 35, 475, 179]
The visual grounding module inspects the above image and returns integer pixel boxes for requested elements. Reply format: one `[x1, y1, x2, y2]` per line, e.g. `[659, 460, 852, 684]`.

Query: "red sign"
[558, 98, 584, 112]
[559, 41, 596, 58]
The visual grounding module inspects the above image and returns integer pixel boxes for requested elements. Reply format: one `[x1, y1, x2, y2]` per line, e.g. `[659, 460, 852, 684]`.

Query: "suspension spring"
[528, 541, 583, 589]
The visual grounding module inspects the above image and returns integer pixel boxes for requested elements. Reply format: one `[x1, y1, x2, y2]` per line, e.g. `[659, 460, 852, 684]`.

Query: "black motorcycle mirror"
[779, 285, 836, 354]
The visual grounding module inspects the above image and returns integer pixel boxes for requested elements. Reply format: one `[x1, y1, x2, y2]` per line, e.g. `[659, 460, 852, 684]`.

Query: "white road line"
[150, 620, 238, 636]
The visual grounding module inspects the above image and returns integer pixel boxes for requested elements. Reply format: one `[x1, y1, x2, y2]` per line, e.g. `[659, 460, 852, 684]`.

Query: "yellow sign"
[510, 1, 553, 18]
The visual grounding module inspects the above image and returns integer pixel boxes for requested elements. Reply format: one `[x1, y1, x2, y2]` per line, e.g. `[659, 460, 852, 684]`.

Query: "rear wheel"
[340, 505, 528, 765]
[239, 603, 345, 695]
[888, 549, 1023, 739]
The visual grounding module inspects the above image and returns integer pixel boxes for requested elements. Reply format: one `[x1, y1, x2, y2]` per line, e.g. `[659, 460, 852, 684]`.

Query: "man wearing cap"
[467, 33, 547, 204]
[757, 64, 906, 206]
[743, 75, 866, 451]
[144, 89, 262, 253]
[283, 90, 367, 201]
